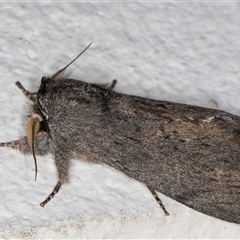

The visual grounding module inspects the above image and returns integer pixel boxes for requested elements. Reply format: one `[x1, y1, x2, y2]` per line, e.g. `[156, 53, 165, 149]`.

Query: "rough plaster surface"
[0, 2, 240, 239]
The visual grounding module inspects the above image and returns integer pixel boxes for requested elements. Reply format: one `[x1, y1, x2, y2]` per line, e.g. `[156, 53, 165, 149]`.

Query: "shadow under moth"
[1, 43, 240, 225]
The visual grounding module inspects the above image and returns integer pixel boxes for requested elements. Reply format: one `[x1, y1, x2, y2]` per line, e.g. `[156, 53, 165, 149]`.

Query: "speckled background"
[0, 2, 240, 238]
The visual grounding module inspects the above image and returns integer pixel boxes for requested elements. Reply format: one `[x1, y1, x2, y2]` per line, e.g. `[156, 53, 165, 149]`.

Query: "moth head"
[37, 42, 93, 118]
[28, 43, 92, 181]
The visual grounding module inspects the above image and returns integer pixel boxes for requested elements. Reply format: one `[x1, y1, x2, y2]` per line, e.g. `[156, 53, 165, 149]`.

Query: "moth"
[1, 43, 240, 225]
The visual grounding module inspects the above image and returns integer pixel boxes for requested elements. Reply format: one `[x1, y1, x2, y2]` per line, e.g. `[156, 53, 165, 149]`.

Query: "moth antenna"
[51, 42, 92, 80]
[27, 118, 40, 181]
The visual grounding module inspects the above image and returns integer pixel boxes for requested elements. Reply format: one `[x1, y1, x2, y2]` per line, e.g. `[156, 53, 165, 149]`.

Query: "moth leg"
[147, 185, 169, 216]
[40, 149, 70, 206]
[40, 181, 62, 207]
[107, 79, 117, 90]
[0, 132, 51, 156]
[98, 79, 117, 90]
[15, 81, 37, 101]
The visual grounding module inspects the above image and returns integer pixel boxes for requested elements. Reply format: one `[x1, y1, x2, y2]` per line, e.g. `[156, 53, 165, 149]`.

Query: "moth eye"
[39, 119, 48, 132]
[41, 76, 49, 84]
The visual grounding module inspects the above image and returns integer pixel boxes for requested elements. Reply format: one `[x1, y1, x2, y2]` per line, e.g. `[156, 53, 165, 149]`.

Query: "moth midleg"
[40, 181, 62, 207]
[147, 185, 169, 216]
[15, 81, 37, 101]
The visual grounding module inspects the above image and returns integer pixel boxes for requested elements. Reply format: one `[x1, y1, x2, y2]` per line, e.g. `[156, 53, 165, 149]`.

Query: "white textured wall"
[0, 2, 240, 238]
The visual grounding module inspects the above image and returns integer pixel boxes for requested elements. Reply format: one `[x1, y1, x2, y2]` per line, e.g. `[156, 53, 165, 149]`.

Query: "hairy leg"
[39, 147, 71, 206]
[147, 185, 169, 216]
[40, 181, 62, 207]
[15, 81, 37, 101]
[0, 131, 52, 156]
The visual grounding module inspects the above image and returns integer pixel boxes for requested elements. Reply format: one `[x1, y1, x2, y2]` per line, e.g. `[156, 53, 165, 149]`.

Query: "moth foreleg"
[40, 148, 70, 206]
[40, 181, 62, 207]
[0, 132, 51, 156]
[15, 81, 37, 101]
[147, 185, 169, 216]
